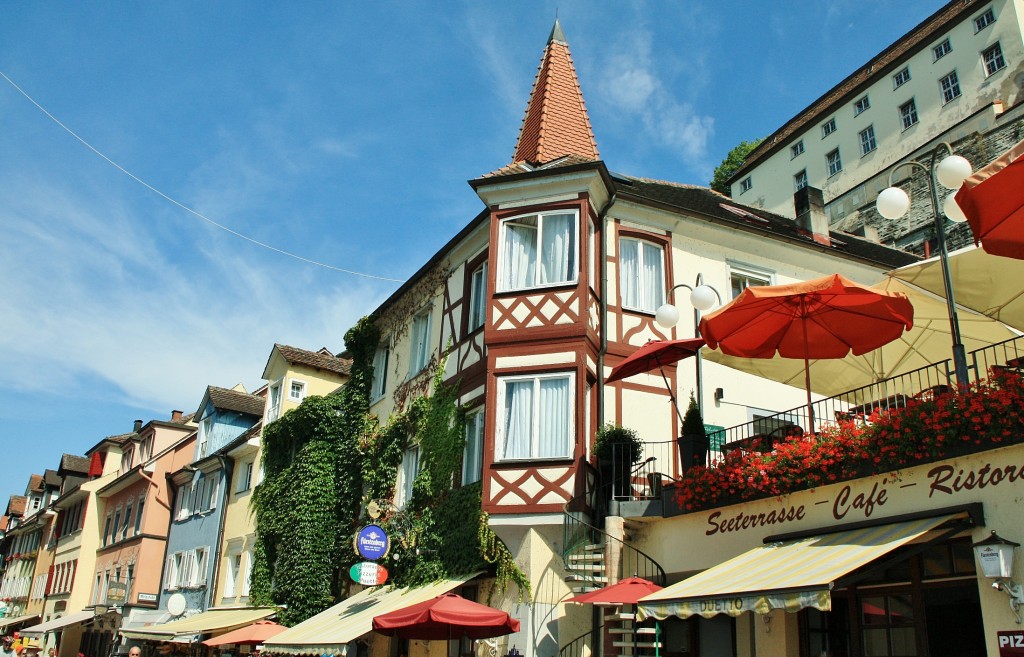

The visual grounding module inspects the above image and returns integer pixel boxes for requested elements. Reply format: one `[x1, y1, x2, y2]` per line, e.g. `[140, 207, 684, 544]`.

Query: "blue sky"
[0, 1, 940, 503]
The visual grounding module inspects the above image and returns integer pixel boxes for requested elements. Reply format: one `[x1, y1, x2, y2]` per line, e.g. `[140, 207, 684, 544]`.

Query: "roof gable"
[262, 343, 352, 380]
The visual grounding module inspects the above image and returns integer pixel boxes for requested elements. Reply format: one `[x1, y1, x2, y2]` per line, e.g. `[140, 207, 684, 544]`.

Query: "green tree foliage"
[681, 393, 707, 439]
[710, 138, 764, 196]
[250, 315, 530, 626]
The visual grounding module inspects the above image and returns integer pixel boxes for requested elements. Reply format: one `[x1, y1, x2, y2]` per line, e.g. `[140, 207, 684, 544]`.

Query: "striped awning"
[263, 574, 478, 656]
[119, 607, 278, 642]
[637, 514, 962, 620]
[21, 611, 96, 635]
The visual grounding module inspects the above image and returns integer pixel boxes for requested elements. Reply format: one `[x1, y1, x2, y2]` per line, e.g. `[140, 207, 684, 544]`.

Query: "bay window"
[499, 211, 577, 291]
[619, 237, 665, 313]
[497, 373, 573, 461]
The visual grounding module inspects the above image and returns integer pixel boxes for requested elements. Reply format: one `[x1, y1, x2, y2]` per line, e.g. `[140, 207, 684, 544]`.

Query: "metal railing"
[614, 335, 1024, 501]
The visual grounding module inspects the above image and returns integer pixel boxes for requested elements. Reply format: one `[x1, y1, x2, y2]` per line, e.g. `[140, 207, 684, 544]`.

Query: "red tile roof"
[511, 19, 599, 167]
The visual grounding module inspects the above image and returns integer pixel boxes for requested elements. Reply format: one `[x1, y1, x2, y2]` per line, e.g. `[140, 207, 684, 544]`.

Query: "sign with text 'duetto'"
[354, 524, 390, 560]
[350, 561, 389, 586]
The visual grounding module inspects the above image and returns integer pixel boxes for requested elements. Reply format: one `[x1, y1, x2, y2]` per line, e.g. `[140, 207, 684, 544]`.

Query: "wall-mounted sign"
[354, 524, 390, 560]
[137, 593, 158, 603]
[999, 632, 1024, 657]
[349, 561, 388, 586]
[105, 581, 128, 604]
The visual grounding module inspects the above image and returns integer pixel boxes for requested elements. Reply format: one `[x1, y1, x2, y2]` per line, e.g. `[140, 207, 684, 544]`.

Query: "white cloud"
[0, 170, 388, 416]
[594, 26, 716, 176]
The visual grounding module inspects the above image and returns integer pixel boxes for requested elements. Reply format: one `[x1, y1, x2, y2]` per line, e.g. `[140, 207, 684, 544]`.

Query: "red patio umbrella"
[605, 338, 705, 423]
[566, 576, 663, 606]
[699, 274, 914, 424]
[954, 137, 1024, 259]
[202, 620, 286, 647]
[371, 593, 520, 640]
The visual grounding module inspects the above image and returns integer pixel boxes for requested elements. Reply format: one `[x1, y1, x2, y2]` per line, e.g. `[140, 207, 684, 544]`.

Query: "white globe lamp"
[936, 155, 972, 189]
[944, 193, 968, 223]
[655, 303, 680, 328]
[690, 285, 718, 312]
[877, 187, 911, 220]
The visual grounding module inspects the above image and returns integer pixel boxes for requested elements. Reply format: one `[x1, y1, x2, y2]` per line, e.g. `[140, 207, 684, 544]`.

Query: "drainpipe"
[136, 469, 171, 511]
[596, 192, 617, 431]
[207, 455, 232, 609]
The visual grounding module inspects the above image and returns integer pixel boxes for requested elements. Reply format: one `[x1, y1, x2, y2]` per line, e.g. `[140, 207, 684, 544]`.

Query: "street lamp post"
[876, 142, 972, 386]
[654, 274, 722, 416]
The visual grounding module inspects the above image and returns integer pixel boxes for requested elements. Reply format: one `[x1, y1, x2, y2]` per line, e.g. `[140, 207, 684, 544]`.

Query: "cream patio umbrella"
[701, 276, 1017, 398]
[889, 246, 1024, 333]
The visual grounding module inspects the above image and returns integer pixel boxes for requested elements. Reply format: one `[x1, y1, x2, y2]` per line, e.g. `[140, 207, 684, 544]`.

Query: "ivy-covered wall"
[251, 315, 528, 627]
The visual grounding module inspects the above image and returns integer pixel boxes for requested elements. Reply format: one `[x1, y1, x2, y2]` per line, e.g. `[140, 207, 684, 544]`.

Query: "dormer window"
[289, 379, 306, 402]
[266, 382, 282, 423]
[498, 211, 578, 292]
[198, 416, 213, 458]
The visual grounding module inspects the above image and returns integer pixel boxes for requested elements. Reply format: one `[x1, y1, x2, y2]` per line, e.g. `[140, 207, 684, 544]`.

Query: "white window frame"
[371, 342, 390, 402]
[983, 43, 1006, 76]
[224, 551, 241, 598]
[794, 169, 808, 192]
[974, 7, 995, 32]
[932, 38, 952, 61]
[853, 95, 870, 116]
[266, 381, 283, 423]
[289, 378, 306, 402]
[497, 210, 579, 292]
[739, 176, 752, 194]
[192, 547, 208, 587]
[396, 445, 419, 508]
[409, 307, 433, 375]
[237, 460, 254, 493]
[198, 415, 212, 458]
[939, 71, 961, 104]
[790, 141, 805, 158]
[729, 264, 773, 300]
[826, 148, 842, 177]
[176, 482, 192, 521]
[859, 125, 877, 156]
[242, 549, 253, 596]
[468, 261, 487, 332]
[619, 237, 665, 314]
[821, 117, 836, 138]
[462, 407, 485, 485]
[900, 99, 919, 130]
[893, 66, 911, 89]
[495, 372, 574, 462]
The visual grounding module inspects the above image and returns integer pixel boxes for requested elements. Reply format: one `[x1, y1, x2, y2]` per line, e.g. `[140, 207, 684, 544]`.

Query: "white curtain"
[620, 239, 639, 308]
[540, 213, 574, 284]
[503, 381, 534, 459]
[463, 411, 484, 483]
[538, 377, 570, 458]
[503, 222, 537, 290]
[641, 241, 664, 312]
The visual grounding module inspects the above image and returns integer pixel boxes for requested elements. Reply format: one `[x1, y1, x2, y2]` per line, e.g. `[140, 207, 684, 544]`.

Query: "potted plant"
[678, 393, 709, 471]
[594, 423, 643, 500]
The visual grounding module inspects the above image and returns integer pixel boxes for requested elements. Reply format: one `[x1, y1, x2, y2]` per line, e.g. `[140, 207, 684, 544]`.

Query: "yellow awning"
[0, 615, 39, 630]
[637, 514, 962, 620]
[263, 574, 477, 656]
[119, 607, 278, 641]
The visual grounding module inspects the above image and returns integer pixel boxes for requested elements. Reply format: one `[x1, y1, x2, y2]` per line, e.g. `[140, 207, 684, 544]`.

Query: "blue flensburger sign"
[355, 524, 390, 560]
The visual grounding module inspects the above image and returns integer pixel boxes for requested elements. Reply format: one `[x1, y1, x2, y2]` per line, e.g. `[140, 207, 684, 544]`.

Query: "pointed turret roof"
[510, 18, 599, 167]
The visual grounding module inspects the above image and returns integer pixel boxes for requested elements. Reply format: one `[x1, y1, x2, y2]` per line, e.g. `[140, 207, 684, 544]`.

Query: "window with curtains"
[619, 237, 665, 313]
[397, 445, 419, 508]
[462, 408, 484, 484]
[468, 261, 487, 332]
[498, 211, 578, 292]
[497, 373, 573, 461]
[409, 308, 432, 375]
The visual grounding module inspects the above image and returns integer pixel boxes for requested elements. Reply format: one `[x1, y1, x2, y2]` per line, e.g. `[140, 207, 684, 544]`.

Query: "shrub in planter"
[678, 393, 709, 470]
[594, 424, 643, 500]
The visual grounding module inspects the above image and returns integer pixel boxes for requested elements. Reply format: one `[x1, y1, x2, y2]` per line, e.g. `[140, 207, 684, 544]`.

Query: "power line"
[0, 70, 405, 283]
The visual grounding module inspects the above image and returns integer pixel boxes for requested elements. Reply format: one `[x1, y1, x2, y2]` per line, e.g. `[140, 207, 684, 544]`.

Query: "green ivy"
[251, 314, 530, 627]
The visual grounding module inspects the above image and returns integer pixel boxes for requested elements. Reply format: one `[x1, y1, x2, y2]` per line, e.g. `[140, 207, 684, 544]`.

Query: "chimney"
[133, 419, 143, 433]
[171, 410, 183, 422]
[795, 186, 831, 246]
[993, 99, 1005, 116]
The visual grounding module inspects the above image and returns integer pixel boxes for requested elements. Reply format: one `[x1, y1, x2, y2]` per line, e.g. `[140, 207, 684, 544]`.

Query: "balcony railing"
[617, 335, 1024, 502]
